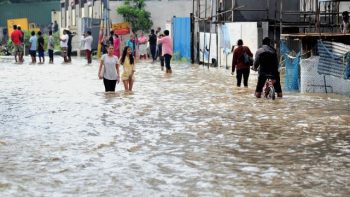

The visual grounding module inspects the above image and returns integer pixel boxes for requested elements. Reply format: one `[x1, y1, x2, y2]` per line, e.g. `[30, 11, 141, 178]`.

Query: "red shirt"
[11, 30, 22, 45]
[232, 46, 253, 70]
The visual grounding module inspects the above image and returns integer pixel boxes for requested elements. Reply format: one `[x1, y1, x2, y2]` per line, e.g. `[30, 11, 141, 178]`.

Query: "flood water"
[0, 56, 350, 196]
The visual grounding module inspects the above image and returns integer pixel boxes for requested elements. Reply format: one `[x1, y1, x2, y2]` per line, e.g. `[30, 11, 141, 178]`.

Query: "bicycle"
[263, 75, 276, 100]
[251, 67, 277, 100]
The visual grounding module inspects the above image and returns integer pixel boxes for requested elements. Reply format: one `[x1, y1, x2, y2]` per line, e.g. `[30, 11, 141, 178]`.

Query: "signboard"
[7, 18, 29, 35]
[112, 22, 130, 35]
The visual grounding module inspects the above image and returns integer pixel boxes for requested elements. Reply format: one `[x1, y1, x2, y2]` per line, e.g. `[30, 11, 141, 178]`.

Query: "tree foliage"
[117, 0, 153, 33]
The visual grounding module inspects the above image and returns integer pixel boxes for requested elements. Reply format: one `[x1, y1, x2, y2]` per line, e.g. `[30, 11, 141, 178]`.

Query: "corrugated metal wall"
[317, 40, 350, 78]
[173, 17, 191, 60]
[0, 2, 60, 27]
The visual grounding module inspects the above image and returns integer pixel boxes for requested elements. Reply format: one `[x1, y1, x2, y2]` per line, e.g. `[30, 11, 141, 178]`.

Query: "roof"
[281, 33, 350, 38]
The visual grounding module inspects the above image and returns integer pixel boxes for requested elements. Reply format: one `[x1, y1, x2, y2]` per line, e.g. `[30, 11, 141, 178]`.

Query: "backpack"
[242, 47, 254, 66]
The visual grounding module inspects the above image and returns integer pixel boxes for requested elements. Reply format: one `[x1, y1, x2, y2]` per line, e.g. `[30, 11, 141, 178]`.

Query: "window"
[89, 6, 93, 18]
[72, 9, 76, 26]
[81, 7, 85, 18]
[61, 7, 66, 27]
[66, 11, 69, 27]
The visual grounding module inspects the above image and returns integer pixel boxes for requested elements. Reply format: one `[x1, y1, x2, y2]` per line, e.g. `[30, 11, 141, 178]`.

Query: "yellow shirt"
[121, 57, 135, 80]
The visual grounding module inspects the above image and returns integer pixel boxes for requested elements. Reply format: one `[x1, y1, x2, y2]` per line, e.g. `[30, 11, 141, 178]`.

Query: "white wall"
[217, 22, 268, 68]
[301, 56, 350, 96]
[199, 32, 217, 62]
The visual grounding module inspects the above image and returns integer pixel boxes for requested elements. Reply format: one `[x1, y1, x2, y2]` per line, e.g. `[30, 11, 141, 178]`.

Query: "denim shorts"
[38, 51, 44, 57]
[29, 50, 36, 57]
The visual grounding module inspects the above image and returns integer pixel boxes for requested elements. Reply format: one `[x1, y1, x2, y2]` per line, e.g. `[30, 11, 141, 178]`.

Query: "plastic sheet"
[280, 41, 301, 91]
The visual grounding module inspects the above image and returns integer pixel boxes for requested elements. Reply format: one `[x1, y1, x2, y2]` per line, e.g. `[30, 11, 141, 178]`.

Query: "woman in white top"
[98, 44, 120, 92]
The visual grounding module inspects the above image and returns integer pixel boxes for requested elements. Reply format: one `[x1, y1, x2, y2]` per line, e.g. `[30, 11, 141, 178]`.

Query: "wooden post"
[266, 0, 269, 21]
[208, 0, 214, 68]
[280, 0, 283, 36]
[203, 0, 207, 66]
[232, 0, 234, 22]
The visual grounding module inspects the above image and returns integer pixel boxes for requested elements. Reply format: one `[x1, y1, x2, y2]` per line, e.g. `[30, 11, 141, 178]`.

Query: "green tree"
[117, 0, 153, 33]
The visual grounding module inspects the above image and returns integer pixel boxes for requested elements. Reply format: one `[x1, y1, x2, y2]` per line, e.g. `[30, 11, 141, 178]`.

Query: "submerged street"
[0, 57, 350, 196]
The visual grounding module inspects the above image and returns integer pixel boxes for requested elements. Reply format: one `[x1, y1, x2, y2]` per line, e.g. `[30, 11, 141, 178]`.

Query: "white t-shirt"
[101, 54, 119, 80]
[60, 34, 68, 48]
[48, 35, 54, 50]
[82, 35, 93, 50]
[29, 36, 37, 51]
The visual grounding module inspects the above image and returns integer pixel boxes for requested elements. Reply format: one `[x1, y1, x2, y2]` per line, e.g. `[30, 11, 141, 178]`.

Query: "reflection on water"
[0, 57, 349, 196]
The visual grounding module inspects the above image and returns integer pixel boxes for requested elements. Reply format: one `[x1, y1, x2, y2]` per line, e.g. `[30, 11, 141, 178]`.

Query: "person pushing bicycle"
[252, 37, 283, 98]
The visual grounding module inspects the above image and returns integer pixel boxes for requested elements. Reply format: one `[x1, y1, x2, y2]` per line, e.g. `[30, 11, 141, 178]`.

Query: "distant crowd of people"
[20, 15, 350, 98]
[9, 21, 279, 97]
[98, 27, 173, 92]
[10, 22, 173, 93]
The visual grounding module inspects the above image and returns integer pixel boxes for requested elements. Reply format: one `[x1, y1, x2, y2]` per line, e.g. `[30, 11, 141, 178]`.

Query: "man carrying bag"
[232, 39, 253, 87]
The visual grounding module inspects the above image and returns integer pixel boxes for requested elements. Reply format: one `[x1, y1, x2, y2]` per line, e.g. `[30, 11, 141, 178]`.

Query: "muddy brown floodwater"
[0, 56, 350, 196]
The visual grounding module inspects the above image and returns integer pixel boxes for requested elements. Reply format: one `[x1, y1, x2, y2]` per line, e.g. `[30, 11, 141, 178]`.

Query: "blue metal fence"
[172, 17, 191, 61]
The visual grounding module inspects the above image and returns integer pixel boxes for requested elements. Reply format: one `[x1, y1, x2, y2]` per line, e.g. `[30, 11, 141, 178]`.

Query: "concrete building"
[193, 0, 301, 67]
[59, 0, 194, 31]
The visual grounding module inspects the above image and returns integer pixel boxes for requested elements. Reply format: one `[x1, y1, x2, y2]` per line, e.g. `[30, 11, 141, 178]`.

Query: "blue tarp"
[280, 41, 301, 91]
[220, 24, 231, 54]
[172, 17, 191, 60]
[345, 54, 350, 79]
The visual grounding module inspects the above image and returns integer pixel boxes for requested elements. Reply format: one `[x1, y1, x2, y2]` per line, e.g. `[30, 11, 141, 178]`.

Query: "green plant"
[7, 39, 13, 53]
[117, 0, 153, 33]
[171, 51, 189, 63]
[52, 32, 60, 50]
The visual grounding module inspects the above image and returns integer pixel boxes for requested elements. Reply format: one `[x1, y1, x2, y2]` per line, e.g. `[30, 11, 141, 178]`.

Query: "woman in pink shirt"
[113, 34, 121, 58]
[138, 32, 148, 60]
[157, 30, 173, 73]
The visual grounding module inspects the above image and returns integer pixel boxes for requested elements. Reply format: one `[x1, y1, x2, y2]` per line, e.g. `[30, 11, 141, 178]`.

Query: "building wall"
[60, 0, 194, 31]
[301, 56, 350, 96]
[51, 11, 61, 28]
[0, 1, 60, 27]
[234, 0, 299, 22]
[58, 0, 196, 54]
[109, 1, 194, 30]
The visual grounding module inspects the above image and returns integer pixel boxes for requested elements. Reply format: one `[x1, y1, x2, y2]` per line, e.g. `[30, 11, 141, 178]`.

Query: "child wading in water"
[120, 46, 136, 92]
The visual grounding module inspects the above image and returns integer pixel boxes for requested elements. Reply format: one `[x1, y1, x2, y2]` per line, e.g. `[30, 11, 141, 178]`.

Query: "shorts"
[103, 78, 117, 92]
[38, 50, 44, 58]
[14, 44, 23, 53]
[61, 47, 67, 56]
[61, 47, 67, 53]
[29, 50, 36, 57]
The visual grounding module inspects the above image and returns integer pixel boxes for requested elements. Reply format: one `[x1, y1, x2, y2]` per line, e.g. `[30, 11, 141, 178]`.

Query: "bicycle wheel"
[270, 86, 275, 100]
